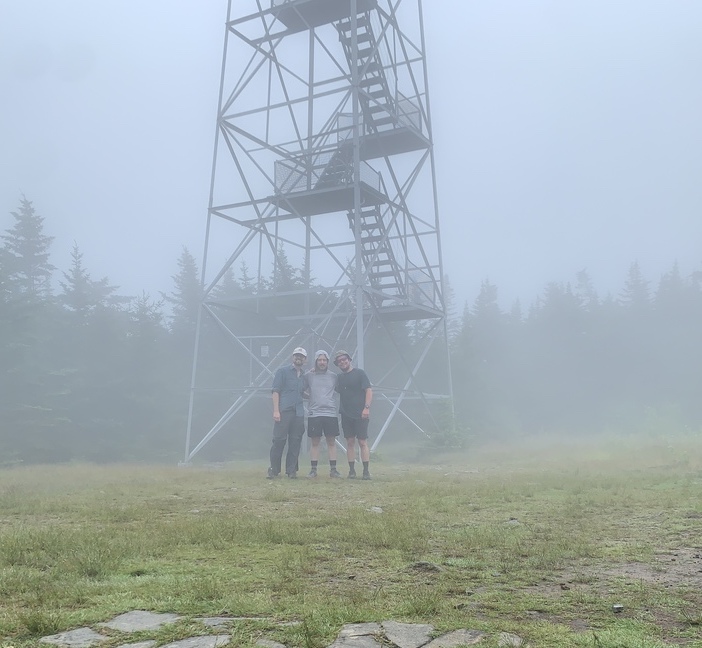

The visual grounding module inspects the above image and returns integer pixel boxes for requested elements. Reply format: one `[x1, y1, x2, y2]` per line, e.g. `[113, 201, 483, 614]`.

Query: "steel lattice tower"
[184, 0, 453, 463]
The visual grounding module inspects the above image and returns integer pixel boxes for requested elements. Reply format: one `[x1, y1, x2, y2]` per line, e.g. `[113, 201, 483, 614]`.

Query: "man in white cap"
[267, 346, 307, 479]
[304, 350, 342, 478]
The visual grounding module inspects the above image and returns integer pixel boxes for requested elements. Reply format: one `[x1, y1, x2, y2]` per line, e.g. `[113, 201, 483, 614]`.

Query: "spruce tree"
[619, 261, 650, 311]
[59, 242, 124, 321]
[2, 197, 55, 299]
[0, 197, 59, 461]
[164, 246, 202, 338]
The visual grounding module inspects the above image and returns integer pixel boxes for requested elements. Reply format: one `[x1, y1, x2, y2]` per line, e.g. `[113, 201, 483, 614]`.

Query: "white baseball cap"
[293, 347, 307, 357]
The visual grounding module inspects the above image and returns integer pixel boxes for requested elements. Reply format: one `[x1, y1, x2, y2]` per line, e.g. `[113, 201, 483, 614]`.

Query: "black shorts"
[307, 416, 340, 438]
[340, 414, 369, 440]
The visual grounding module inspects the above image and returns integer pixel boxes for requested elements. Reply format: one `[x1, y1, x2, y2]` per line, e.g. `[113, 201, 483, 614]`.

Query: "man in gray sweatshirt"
[304, 350, 342, 478]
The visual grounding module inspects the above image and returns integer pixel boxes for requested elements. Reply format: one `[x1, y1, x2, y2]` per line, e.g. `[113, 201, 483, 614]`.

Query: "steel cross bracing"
[184, 0, 454, 463]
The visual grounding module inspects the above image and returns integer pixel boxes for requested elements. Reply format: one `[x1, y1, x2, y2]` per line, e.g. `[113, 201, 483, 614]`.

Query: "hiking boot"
[347, 469, 357, 479]
[287, 472, 297, 479]
[362, 471, 371, 481]
[307, 468, 318, 479]
[266, 468, 277, 479]
[329, 468, 342, 478]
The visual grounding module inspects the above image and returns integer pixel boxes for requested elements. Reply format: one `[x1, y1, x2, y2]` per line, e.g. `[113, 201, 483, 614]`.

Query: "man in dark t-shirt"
[333, 350, 373, 480]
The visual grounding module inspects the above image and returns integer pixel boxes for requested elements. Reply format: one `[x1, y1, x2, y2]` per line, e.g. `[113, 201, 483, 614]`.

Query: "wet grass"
[1, 434, 702, 647]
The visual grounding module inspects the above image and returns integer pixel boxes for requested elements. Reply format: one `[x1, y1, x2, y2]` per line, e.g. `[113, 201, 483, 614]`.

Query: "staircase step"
[338, 16, 371, 31]
[359, 76, 385, 88]
[339, 31, 372, 45]
[367, 255, 391, 262]
[360, 62, 382, 74]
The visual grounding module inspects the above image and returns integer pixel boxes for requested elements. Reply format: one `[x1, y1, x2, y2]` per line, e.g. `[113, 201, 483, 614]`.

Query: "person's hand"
[273, 411, 281, 422]
[362, 409, 369, 420]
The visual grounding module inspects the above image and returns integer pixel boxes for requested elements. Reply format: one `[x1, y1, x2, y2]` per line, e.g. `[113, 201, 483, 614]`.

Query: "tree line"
[1, 197, 699, 464]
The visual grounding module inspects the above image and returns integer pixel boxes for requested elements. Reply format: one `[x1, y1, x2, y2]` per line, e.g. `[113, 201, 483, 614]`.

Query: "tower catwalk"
[183, 0, 453, 462]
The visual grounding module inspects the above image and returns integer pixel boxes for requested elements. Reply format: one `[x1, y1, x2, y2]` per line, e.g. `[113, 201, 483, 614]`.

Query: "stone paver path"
[40, 628, 107, 647]
[39, 610, 523, 647]
[99, 611, 182, 633]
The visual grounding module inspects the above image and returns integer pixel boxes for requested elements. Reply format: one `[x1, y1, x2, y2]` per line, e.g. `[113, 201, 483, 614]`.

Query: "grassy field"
[1, 434, 702, 648]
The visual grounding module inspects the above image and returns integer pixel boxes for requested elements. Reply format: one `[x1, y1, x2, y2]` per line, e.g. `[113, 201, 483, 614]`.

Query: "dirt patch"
[521, 547, 702, 643]
[602, 547, 702, 588]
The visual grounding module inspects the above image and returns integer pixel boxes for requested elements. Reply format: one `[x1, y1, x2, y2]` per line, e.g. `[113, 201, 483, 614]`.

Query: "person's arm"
[272, 368, 283, 422]
[272, 391, 281, 422]
[362, 387, 373, 419]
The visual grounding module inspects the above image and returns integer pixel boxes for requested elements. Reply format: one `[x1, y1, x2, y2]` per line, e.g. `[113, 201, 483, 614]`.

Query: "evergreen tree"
[122, 293, 181, 460]
[164, 247, 202, 337]
[239, 260, 255, 293]
[575, 269, 599, 311]
[0, 197, 60, 462]
[654, 261, 685, 312]
[451, 280, 518, 437]
[59, 242, 124, 321]
[271, 244, 302, 292]
[619, 261, 650, 311]
[210, 266, 241, 303]
[2, 197, 55, 299]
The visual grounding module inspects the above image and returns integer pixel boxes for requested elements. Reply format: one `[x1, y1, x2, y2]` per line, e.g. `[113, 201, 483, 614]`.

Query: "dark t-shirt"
[336, 368, 371, 419]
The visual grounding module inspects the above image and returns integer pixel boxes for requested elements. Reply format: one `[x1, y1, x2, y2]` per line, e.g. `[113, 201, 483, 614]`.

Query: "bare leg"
[325, 435, 337, 461]
[310, 437, 321, 461]
[346, 437, 356, 462]
[358, 438, 370, 462]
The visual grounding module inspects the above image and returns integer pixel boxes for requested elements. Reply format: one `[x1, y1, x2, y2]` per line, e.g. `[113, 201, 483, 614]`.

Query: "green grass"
[1, 435, 702, 647]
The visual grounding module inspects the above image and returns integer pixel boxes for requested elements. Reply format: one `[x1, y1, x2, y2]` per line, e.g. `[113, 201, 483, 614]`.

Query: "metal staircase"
[314, 142, 353, 190]
[336, 14, 396, 133]
[348, 206, 405, 299]
[336, 12, 404, 300]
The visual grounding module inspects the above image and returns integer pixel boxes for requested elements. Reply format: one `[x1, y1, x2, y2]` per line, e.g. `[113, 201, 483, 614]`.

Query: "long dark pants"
[270, 410, 304, 476]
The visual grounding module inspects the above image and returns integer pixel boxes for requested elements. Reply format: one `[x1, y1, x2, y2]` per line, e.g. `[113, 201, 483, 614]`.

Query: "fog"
[2, 1, 701, 308]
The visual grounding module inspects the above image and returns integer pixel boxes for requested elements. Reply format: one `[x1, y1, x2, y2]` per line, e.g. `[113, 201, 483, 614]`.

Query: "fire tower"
[184, 0, 453, 462]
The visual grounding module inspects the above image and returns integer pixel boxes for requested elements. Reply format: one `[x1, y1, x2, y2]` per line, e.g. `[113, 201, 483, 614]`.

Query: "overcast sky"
[1, 1, 701, 310]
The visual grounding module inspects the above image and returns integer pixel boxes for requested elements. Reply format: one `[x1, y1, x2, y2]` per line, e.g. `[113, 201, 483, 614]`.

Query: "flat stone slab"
[40, 628, 107, 647]
[197, 616, 275, 627]
[338, 623, 382, 637]
[160, 637, 230, 648]
[424, 630, 486, 647]
[115, 642, 158, 648]
[100, 611, 182, 632]
[196, 617, 235, 628]
[328, 637, 383, 648]
[256, 640, 288, 648]
[381, 621, 434, 648]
